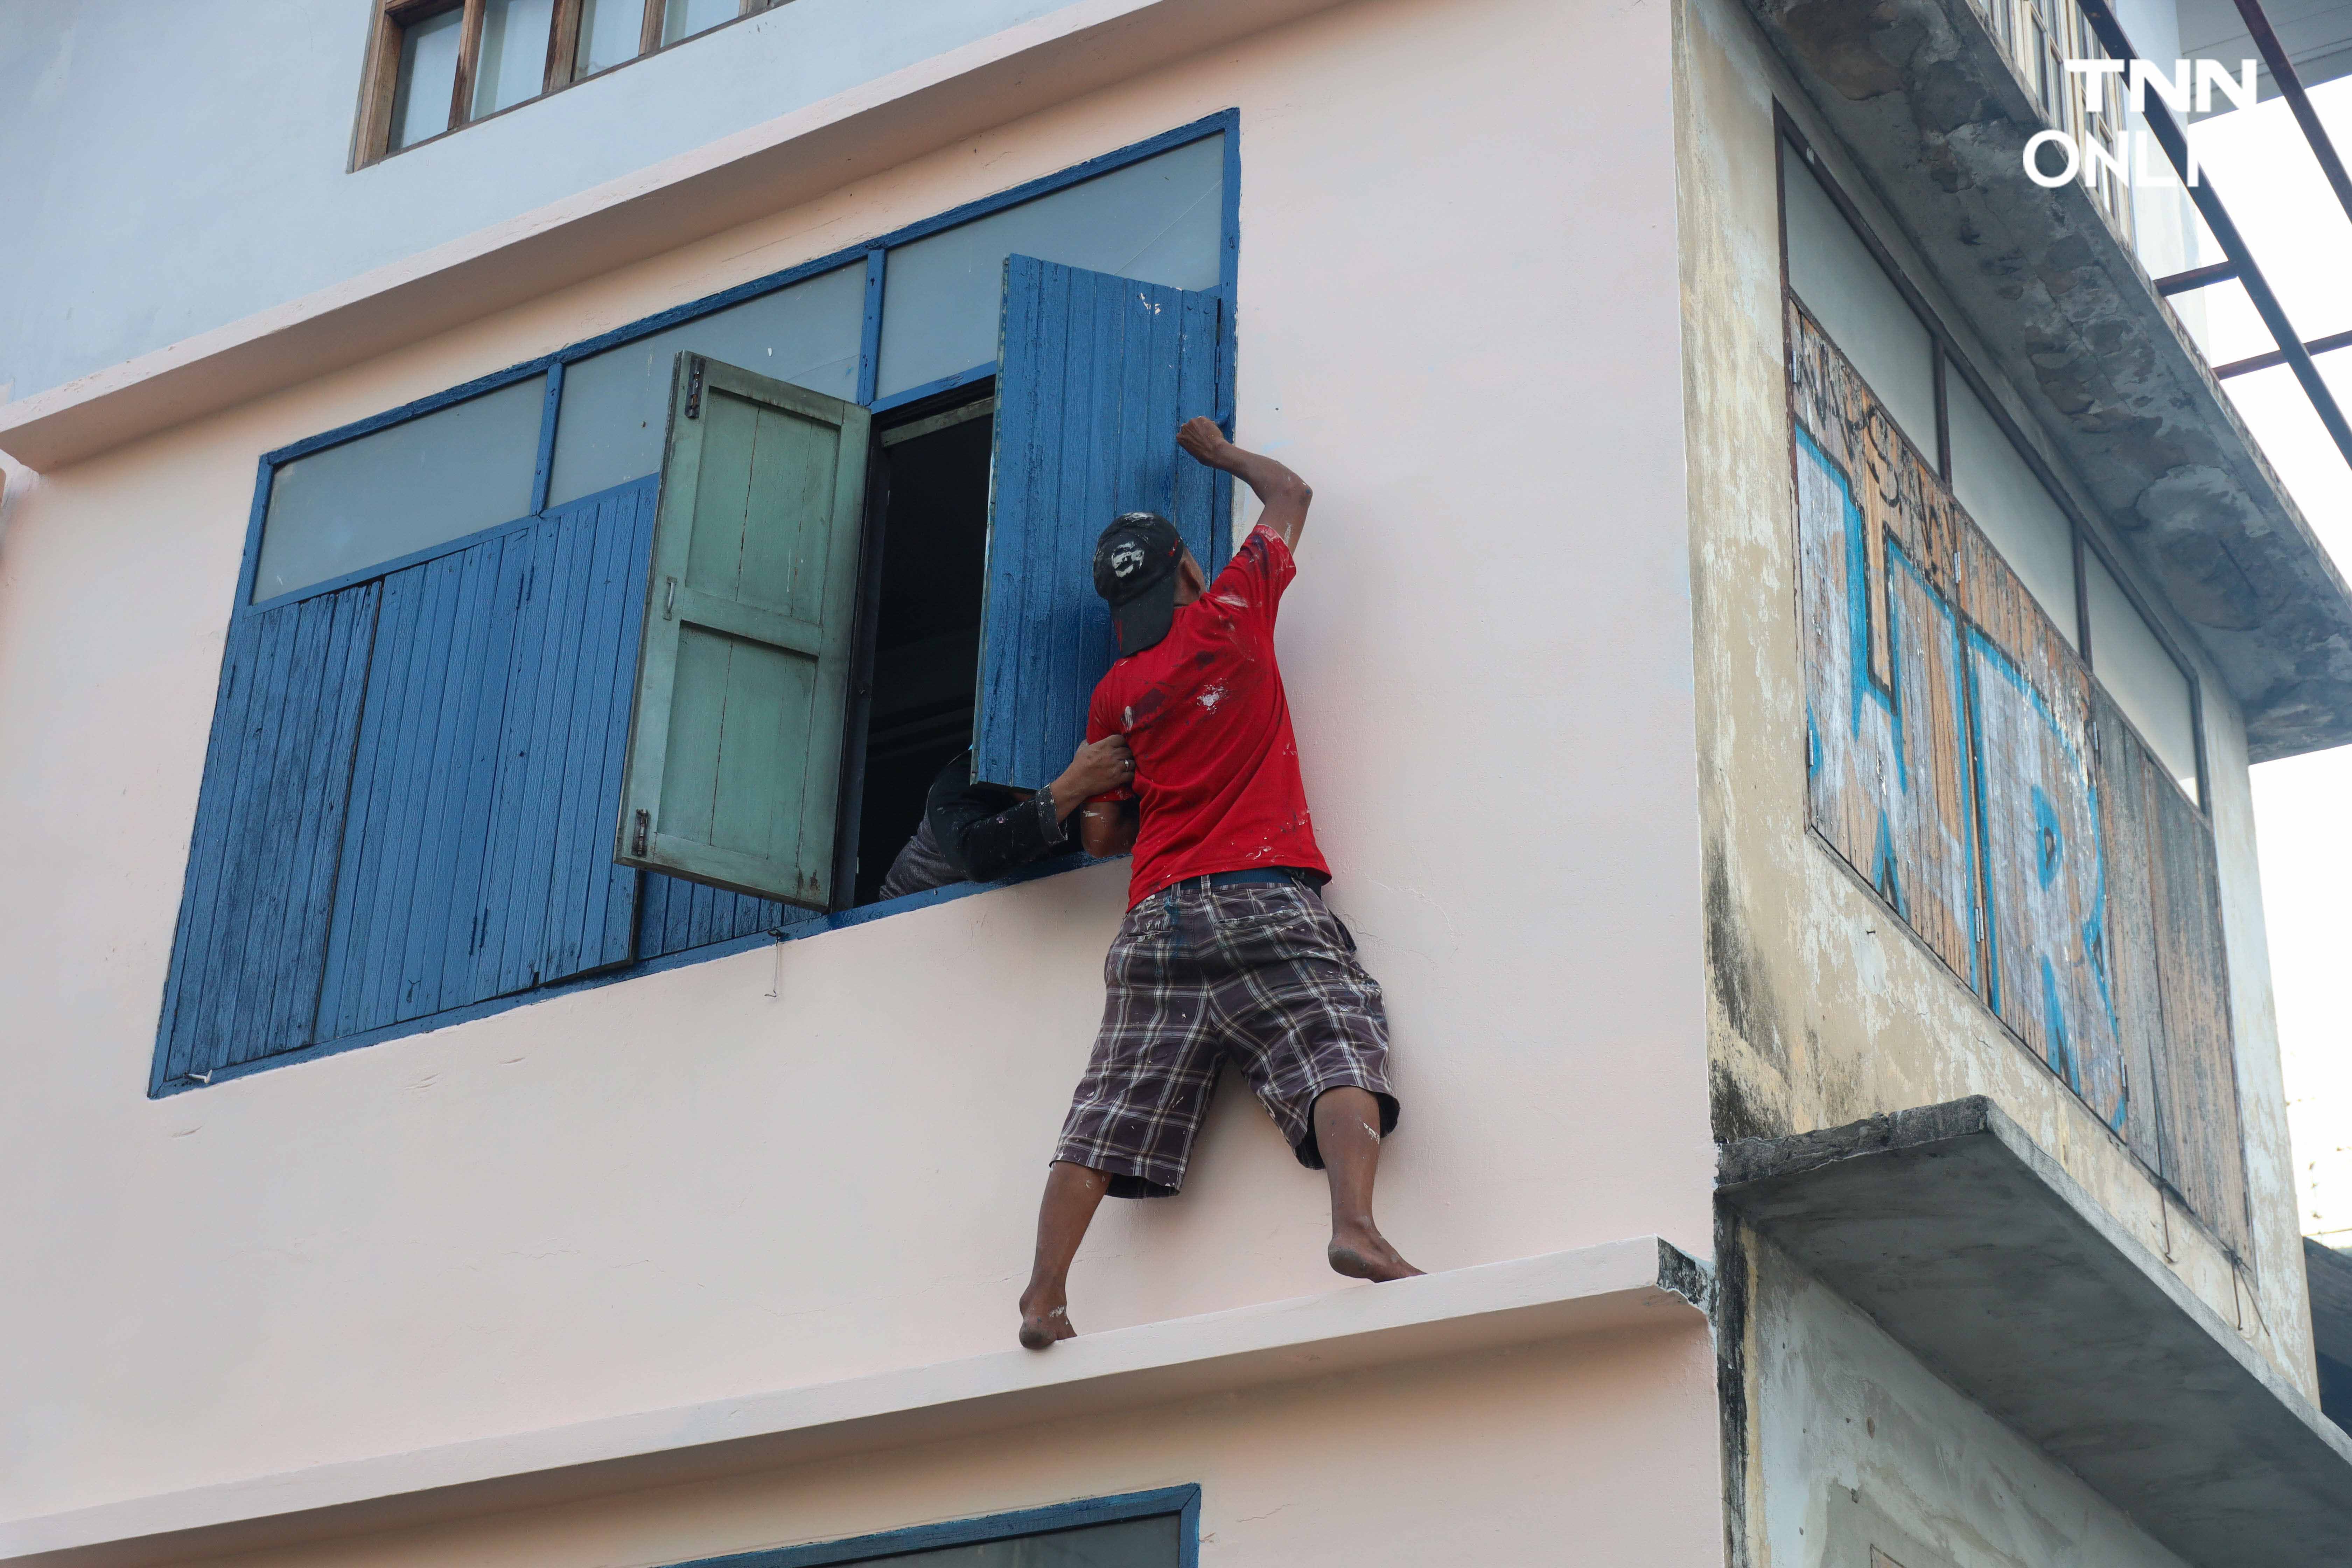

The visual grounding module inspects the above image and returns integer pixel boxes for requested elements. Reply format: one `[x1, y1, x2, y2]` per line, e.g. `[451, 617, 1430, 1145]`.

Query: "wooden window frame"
[354, 0, 780, 168]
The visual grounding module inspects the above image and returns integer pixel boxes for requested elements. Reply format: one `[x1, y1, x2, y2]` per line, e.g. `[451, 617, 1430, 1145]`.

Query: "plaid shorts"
[1054, 878, 1400, 1198]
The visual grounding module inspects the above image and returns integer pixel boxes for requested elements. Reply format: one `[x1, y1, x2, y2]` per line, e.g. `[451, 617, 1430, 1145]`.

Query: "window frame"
[161, 113, 1240, 1097]
[353, 0, 785, 167]
[1773, 106, 2206, 810]
[658, 1486, 1202, 1568]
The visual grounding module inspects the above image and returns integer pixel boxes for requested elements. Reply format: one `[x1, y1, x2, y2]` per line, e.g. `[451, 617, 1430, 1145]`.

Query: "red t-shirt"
[1086, 524, 1330, 906]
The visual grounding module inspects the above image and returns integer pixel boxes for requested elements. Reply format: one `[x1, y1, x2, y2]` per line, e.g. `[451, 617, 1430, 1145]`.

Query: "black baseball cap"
[1093, 511, 1185, 656]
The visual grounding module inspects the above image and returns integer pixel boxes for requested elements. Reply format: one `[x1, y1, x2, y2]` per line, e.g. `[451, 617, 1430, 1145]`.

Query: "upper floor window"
[358, 0, 781, 161]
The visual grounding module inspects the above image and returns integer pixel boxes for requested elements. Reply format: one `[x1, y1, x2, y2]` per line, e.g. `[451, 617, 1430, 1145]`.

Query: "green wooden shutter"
[616, 353, 870, 909]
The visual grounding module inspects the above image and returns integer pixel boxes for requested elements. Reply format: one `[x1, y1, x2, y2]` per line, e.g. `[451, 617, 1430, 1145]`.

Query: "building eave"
[1747, 0, 2352, 760]
[1720, 1098, 2352, 1567]
[0, 1239, 1708, 1568]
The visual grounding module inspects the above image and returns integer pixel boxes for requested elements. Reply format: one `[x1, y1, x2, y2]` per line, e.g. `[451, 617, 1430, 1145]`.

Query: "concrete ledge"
[0, 0, 1345, 473]
[1746, 0, 2352, 758]
[1720, 1098, 2352, 1568]
[0, 1238, 1707, 1568]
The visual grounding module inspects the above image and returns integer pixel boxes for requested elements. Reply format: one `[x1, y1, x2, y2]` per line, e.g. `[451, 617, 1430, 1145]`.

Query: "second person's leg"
[1018, 1161, 1111, 1348]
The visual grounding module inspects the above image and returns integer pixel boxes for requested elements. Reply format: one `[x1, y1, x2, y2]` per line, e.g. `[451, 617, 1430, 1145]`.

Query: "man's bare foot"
[1328, 1226, 1424, 1282]
[1017, 1290, 1077, 1350]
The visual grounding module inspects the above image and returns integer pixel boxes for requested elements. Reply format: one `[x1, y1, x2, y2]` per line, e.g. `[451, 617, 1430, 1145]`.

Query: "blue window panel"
[315, 482, 656, 1041]
[255, 375, 547, 602]
[876, 134, 1226, 398]
[975, 255, 1222, 790]
[153, 583, 380, 1088]
[635, 871, 792, 960]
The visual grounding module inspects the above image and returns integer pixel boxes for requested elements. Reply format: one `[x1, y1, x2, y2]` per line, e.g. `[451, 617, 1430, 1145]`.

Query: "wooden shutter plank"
[2091, 689, 2169, 1170]
[469, 516, 560, 999]
[635, 870, 785, 958]
[191, 602, 302, 1070]
[154, 626, 258, 1086]
[617, 354, 870, 906]
[541, 486, 649, 979]
[505, 514, 592, 990]
[975, 257, 1222, 790]
[153, 580, 380, 1086]
[313, 485, 658, 1043]
[394, 543, 508, 1023]
[238, 591, 382, 1067]
[317, 569, 420, 1042]
[2147, 765, 2252, 1252]
[197, 601, 310, 1069]
[423, 532, 527, 1016]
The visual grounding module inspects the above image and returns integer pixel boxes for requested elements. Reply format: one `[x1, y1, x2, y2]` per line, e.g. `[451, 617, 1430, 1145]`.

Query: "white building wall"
[0, 0, 1712, 1522]
[0, 0, 1073, 402]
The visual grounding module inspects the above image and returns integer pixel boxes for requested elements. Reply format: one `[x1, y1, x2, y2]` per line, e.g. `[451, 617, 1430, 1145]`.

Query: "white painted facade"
[0, 1, 2343, 1565]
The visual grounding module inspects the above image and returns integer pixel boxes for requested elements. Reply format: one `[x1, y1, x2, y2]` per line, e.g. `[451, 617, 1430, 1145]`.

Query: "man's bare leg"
[1314, 1087, 1423, 1282]
[1018, 1160, 1111, 1349]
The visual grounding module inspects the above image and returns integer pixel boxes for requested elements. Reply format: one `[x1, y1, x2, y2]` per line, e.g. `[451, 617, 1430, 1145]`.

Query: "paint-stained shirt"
[1086, 524, 1330, 907]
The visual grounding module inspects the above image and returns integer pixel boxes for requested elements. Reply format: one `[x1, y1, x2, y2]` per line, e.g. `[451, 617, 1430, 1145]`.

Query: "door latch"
[663, 576, 677, 620]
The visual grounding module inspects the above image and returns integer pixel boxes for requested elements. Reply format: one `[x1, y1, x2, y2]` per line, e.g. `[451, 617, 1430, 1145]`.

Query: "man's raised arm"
[1175, 416, 1313, 551]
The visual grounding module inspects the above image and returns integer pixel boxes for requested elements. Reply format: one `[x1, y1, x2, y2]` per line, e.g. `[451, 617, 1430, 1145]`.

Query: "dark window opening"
[847, 390, 996, 906]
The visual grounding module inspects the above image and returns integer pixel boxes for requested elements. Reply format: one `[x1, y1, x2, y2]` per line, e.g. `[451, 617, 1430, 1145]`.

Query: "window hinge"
[685, 358, 705, 419]
[663, 576, 677, 620]
[632, 810, 650, 856]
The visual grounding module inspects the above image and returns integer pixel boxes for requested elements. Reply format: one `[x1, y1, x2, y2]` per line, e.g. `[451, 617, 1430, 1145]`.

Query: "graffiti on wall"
[1789, 300, 2126, 1127]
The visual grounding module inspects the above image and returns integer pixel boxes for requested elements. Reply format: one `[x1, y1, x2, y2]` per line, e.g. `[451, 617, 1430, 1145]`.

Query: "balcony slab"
[1721, 1097, 2352, 1567]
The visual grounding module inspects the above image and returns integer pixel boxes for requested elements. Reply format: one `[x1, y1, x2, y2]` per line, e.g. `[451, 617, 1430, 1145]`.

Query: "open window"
[616, 255, 1224, 909]
[152, 124, 1234, 1091]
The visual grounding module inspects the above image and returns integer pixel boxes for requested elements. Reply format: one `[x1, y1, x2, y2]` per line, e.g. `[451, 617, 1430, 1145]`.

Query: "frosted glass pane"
[664, 0, 738, 44]
[473, 0, 555, 117]
[1782, 147, 1939, 464]
[575, 0, 644, 75]
[1947, 375, 2078, 646]
[256, 377, 546, 601]
[2087, 552, 2199, 798]
[548, 263, 863, 505]
[389, 8, 462, 150]
[877, 134, 1225, 397]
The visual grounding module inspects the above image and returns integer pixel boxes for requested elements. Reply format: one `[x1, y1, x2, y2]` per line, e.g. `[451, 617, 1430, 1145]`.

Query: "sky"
[2182, 77, 2352, 1245]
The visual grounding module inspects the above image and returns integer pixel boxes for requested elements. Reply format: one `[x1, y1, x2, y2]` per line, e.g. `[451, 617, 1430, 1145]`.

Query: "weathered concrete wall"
[1731, 1230, 2195, 1568]
[0, 0, 1713, 1522]
[1672, 0, 2317, 1393]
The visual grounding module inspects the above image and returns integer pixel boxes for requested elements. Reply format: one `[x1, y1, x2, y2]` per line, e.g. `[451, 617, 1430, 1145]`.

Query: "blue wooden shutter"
[313, 481, 656, 1041]
[153, 585, 380, 1090]
[616, 354, 871, 908]
[975, 255, 1222, 789]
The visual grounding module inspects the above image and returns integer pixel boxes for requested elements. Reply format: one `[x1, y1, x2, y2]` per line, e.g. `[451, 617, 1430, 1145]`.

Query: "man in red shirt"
[1016, 417, 1419, 1351]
